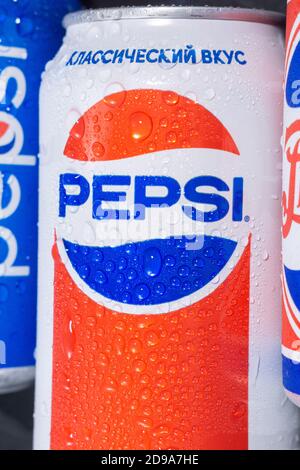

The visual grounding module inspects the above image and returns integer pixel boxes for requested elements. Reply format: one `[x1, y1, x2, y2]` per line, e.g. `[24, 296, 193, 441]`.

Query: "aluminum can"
[0, 0, 81, 394]
[283, 0, 300, 407]
[35, 6, 300, 450]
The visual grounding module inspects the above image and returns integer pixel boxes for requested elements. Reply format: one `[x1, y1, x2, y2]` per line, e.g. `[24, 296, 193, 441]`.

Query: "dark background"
[0, 0, 286, 451]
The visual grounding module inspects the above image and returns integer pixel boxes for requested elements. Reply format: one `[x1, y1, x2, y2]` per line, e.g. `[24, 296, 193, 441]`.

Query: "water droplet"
[171, 277, 180, 288]
[145, 331, 159, 347]
[164, 255, 176, 267]
[262, 251, 269, 261]
[178, 265, 190, 277]
[105, 261, 115, 273]
[103, 84, 126, 107]
[120, 373, 131, 387]
[92, 249, 103, 263]
[127, 269, 137, 281]
[162, 91, 179, 106]
[113, 335, 125, 356]
[160, 118, 168, 128]
[95, 270, 107, 285]
[193, 257, 204, 268]
[154, 282, 166, 296]
[118, 257, 128, 270]
[70, 117, 85, 140]
[148, 141, 156, 152]
[144, 247, 162, 278]
[78, 264, 90, 280]
[182, 281, 192, 291]
[104, 111, 113, 121]
[135, 283, 150, 301]
[204, 88, 216, 101]
[137, 417, 153, 429]
[130, 112, 153, 142]
[122, 291, 132, 303]
[204, 247, 214, 258]
[92, 142, 105, 159]
[87, 316, 96, 327]
[133, 359, 146, 373]
[129, 339, 142, 354]
[116, 273, 125, 284]
[62, 319, 75, 361]
[166, 131, 177, 144]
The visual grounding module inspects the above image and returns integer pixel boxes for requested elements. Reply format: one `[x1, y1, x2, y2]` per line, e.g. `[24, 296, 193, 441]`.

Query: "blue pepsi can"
[0, 0, 81, 394]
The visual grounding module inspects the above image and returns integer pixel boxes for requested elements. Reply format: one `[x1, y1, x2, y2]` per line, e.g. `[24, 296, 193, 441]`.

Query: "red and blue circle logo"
[57, 89, 246, 314]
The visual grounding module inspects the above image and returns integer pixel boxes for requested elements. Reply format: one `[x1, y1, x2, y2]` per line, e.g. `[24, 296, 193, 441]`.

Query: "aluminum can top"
[84, 0, 284, 13]
[64, 5, 284, 29]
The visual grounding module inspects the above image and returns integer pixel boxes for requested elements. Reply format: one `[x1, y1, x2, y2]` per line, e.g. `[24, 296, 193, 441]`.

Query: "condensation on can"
[35, 5, 300, 450]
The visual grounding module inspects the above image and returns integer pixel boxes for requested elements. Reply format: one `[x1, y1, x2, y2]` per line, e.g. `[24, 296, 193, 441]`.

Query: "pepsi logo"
[0, 112, 23, 159]
[0, 118, 14, 155]
[56, 89, 248, 314]
[0, 121, 9, 141]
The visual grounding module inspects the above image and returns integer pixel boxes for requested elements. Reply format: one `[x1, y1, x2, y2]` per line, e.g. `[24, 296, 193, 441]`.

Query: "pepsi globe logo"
[0, 119, 12, 152]
[0, 113, 23, 159]
[283, 120, 300, 338]
[56, 89, 248, 314]
[286, 9, 300, 108]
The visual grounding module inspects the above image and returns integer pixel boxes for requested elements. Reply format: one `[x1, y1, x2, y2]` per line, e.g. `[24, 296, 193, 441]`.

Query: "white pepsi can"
[35, 5, 300, 450]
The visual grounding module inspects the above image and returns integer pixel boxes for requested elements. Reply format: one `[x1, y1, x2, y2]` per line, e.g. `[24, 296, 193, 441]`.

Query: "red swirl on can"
[51, 89, 249, 450]
[64, 89, 239, 161]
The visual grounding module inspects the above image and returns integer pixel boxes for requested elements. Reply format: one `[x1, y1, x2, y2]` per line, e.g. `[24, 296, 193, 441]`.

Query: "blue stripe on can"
[283, 354, 300, 395]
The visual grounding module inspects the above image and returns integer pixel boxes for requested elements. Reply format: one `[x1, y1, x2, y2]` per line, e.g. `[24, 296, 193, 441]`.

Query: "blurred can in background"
[35, 5, 300, 450]
[283, 0, 300, 407]
[0, 0, 81, 394]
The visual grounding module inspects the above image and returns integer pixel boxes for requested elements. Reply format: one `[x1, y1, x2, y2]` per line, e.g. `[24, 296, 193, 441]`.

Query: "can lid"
[65, 5, 284, 28]
[83, 0, 283, 12]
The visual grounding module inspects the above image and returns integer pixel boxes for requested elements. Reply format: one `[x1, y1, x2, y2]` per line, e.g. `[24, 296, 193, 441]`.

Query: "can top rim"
[64, 6, 284, 28]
